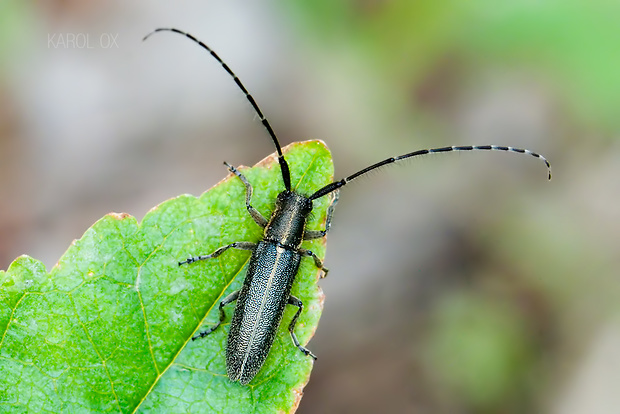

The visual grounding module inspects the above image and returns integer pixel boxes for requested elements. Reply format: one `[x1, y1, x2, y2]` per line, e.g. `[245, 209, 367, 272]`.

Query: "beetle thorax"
[263, 191, 312, 248]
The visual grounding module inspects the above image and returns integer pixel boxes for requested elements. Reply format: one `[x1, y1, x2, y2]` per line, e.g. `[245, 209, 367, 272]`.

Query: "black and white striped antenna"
[143, 28, 551, 201]
[143, 28, 292, 192]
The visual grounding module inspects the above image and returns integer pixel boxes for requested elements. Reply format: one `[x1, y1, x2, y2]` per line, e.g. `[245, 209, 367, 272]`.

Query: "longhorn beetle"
[143, 28, 551, 385]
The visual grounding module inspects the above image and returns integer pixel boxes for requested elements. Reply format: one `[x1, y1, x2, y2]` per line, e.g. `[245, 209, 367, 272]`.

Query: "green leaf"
[0, 140, 334, 413]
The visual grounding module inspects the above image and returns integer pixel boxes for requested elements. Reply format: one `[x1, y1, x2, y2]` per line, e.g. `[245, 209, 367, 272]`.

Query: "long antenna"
[310, 145, 551, 200]
[143, 28, 292, 191]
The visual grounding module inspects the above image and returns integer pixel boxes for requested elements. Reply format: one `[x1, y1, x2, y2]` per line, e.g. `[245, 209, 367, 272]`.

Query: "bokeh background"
[1, 1, 619, 413]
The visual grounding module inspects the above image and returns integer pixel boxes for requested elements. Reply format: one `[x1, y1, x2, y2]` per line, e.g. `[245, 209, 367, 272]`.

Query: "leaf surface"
[0, 140, 334, 413]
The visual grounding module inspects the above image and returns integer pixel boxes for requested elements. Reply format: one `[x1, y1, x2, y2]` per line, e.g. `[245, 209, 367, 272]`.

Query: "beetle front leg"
[224, 161, 268, 228]
[179, 241, 256, 266]
[287, 295, 316, 360]
[192, 290, 239, 340]
[303, 190, 340, 240]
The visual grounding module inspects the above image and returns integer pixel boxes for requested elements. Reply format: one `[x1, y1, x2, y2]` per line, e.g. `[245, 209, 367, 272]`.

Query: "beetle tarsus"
[192, 290, 239, 341]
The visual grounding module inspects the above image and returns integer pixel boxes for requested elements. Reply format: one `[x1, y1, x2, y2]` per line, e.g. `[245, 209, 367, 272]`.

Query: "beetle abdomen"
[226, 241, 301, 384]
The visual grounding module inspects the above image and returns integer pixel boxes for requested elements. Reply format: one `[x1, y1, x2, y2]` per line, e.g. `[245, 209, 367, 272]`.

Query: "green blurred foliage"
[284, 0, 620, 131]
[425, 291, 539, 411]
[0, 0, 35, 74]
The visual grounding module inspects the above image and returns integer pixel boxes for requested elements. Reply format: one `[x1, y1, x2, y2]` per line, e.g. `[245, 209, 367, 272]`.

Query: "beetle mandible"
[143, 28, 551, 385]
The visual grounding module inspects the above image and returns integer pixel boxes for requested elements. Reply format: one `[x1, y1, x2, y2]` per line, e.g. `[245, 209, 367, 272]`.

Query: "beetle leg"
[179, 241, 256, 266]
[287, 295, 317, 360]
[299, 191, 337, 278]
[299, 248, 329, 278]
[224, 161, 268, 228]
[192, 290, 240, 340]
[303, 190, 339, 240]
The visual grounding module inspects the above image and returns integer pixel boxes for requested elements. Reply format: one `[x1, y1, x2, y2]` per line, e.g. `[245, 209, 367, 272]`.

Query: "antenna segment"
[310, 145, 551, 200]
[143, 28, 292, 191]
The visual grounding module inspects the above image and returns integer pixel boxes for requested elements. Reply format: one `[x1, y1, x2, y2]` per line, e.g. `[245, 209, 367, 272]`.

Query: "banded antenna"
[310, 145, 551, 200]
[143, 28, 292, 192]
[144, 29, 551, 202]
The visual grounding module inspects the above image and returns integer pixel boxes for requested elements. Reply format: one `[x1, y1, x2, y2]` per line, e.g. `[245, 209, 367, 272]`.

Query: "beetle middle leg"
[299, 248, 329, 278]
[192, 290, 239, 340]
[287, 295, 317, 360]
[179, 241, 255, 265]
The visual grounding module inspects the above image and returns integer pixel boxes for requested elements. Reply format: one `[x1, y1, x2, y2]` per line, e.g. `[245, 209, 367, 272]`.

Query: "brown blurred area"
[2, 1, 620, 413]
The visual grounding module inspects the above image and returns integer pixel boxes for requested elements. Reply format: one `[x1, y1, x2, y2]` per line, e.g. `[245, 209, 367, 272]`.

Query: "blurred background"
[1, 0, 619, 412]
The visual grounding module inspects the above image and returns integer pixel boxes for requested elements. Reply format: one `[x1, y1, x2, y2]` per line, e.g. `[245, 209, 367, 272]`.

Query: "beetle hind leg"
[287, 295, 317, 360]
[192, 290, 239, 340]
